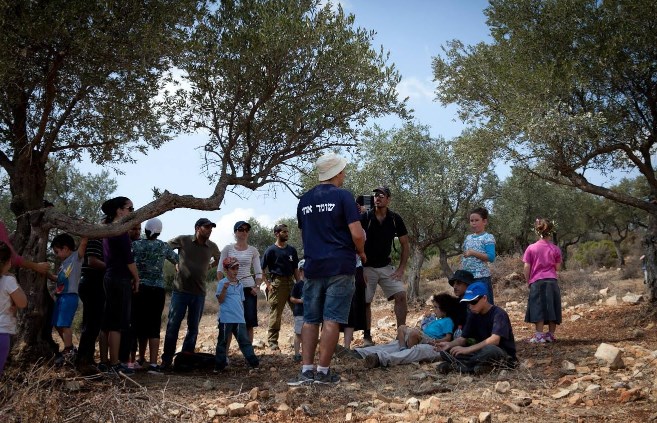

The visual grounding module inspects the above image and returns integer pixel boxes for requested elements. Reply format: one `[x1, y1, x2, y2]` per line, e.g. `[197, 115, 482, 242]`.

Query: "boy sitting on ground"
[396, 293, 460, 349]
[436, 281, 517, 375]
[48, 233, 87, 364]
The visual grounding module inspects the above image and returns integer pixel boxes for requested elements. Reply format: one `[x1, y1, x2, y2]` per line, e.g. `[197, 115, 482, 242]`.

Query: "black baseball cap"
[195, 218, 216, 228]
[373, 186, 391, 197]
[448, 269, 474, 287]
[233, 220, 252, 232]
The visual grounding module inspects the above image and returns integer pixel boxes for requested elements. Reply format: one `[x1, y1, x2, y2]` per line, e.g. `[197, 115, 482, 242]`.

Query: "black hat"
[195, 218, 216, 228]
[233, 220, 252, 232]
[373, 186, 391, 197]
[448, 269, 474, 287]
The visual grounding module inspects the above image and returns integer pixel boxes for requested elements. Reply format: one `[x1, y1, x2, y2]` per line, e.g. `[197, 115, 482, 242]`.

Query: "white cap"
[298, 259, 305, 270]
[317, 152, 347, 181]
[145, 217, 163, 234]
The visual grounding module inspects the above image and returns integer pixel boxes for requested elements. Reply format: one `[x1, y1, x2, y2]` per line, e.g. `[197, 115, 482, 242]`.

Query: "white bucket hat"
[316, 152, 347, 181]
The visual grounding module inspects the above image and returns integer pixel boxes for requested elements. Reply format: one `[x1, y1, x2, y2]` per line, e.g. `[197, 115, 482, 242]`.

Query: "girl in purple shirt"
[523, 218, 562, 343]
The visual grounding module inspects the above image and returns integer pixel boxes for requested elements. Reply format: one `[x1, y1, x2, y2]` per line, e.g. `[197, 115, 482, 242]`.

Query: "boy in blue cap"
[436, 281, 517, 375]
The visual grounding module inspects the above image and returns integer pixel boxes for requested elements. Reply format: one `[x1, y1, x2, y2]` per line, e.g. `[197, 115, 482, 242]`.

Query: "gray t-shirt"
[56, 252, 83, 295]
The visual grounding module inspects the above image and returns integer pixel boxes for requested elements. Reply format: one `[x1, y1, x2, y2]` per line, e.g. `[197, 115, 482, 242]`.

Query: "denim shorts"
[52, 293, 79, 328]
[303, 274, 355, 325]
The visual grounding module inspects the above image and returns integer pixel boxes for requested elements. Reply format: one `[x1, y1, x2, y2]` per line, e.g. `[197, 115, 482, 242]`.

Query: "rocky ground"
[1, 270, 656, 422]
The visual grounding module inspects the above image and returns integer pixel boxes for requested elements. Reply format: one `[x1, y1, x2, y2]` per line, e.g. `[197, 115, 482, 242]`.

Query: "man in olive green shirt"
[161, 218, 220, 368]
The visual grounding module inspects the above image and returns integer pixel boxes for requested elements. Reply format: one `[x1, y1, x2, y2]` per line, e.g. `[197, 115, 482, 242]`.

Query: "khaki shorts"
[364, 265, 404, 303]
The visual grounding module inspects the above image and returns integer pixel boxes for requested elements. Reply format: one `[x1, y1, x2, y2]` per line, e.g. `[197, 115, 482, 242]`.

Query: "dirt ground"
[1, 270, 656, 422]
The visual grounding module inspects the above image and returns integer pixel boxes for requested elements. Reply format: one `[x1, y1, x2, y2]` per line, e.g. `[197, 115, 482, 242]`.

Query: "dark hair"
[470, 207, 489, 220]
[534, 218, 554, 238]
[101, 196, 131, 223]
[144, 230, 160, 240]
[431, 293, 461, 321]
[0, 241, 11, 267]
[274, 224, 288, 234]
[51, 233, 75, 251]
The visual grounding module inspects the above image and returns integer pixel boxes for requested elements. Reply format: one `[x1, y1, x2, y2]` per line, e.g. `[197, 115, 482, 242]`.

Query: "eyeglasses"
[123, 206, 134, 212]
[374, 193, 387, 199]
[237, 227, 250, 233]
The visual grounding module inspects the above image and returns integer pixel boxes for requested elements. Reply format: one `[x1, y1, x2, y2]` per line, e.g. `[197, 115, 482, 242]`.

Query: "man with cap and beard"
[161, 218, 220, 369]
[289, 152, 366, 385]
[261, 224, 301, 350]
[360, 186, 410, 346]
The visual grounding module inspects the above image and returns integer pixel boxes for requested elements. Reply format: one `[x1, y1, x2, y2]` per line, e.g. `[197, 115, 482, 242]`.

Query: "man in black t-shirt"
[360, 186, 410, 346]
[261, 224, 300, 350]
[437, 281, 517, 375]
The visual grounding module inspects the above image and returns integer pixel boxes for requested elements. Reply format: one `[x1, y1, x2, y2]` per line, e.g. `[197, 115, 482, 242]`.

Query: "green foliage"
[0, 161, 117, 231]
[247, 218, 275, 254]
[433, 0, 657, 214]
[572, 240, 618, 269]
[164, 0, 407, 189]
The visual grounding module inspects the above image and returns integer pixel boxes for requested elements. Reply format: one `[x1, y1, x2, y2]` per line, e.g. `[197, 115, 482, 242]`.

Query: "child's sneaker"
[112, 362, 135, 375]
[147, 364, 164, 375]
[544, 332, 556, 343]
[528, 333, 546, 343]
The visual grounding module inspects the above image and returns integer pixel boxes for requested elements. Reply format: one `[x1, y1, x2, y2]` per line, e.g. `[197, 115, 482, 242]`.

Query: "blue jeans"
[303, 274, 355, 324]
[162, 291, 205, 364]
[215, 322, 259, 369]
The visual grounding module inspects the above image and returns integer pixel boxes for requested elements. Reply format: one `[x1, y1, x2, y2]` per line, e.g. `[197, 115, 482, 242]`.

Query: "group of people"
[0, 151, 563, 383]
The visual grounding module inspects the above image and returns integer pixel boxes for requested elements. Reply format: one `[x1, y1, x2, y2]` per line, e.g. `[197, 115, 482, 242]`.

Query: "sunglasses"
[466, 296, 483, 305]
[236, 227, 250, 233]
[374, 193, 387, 199]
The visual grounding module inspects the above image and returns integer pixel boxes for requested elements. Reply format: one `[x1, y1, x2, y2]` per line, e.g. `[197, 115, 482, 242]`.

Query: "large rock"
[495, 381, 510, 394]
[622, 293, 643, 304]
[594, 343, 625, 369]
[605, 296, 618, 306]
[227, 403, 246, 417]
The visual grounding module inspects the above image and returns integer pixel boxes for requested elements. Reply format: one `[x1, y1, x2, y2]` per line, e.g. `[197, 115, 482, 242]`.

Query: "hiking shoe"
[362, 337, 375, 347]
[147, 364, 164, 375]
[473, 364, 493, 376]
[437, 362, 453, 375]
[293, 353, 302, 363]
[364, 354, 380, 369]
[544, 332, 556, 343]
[528, 333, 546, 343]
[112, 363, 135, 375]
[97, 362, 110, 373]
[287, 370, 315, 386]
[314, 369, 340, 385]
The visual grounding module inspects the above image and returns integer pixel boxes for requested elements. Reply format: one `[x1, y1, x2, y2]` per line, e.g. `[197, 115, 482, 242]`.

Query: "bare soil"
[1, 270, 656, 422]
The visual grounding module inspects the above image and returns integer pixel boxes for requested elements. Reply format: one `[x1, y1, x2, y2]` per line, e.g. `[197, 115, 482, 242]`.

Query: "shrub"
[572, 240, 618, 268]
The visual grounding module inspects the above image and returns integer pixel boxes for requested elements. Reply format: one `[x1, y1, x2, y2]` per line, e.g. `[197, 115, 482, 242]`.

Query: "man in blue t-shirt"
[289, 152, 366, 386]
[436, 282, 517, 375]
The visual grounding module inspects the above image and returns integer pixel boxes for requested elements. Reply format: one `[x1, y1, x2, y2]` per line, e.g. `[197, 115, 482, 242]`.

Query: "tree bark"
[406, 244, 426, 301]
[438, 248, 452, 278]
[642, 214, 657, 302]
[612, 239, 625, 267]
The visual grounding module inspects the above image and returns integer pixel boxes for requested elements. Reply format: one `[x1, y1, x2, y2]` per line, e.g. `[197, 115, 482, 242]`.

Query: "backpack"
[172, 351, 215, 372]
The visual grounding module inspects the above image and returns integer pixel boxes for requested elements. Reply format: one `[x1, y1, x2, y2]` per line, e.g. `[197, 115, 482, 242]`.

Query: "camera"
[356, 194, 374, 212]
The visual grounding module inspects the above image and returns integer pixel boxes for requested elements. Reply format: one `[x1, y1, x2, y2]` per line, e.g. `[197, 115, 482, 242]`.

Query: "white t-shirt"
[0, 274, 20, 334]
[218, 244, 262, 288]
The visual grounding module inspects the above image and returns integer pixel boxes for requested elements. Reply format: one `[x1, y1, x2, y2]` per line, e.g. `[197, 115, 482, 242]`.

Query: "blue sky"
[82, 1, 492, 248]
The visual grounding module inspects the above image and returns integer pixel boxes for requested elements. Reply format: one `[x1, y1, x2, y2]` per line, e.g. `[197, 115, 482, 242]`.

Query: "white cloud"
[397, 76, 435, 103]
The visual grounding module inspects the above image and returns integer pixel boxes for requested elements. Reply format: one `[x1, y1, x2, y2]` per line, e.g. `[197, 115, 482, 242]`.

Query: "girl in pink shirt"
[523, 218, 562, 343]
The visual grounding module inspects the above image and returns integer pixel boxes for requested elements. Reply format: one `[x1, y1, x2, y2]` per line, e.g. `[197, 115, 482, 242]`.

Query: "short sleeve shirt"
[81, 239, 104, 283]
[297, 184, 361, 279]
[56, 252, 83, 295]
[261, 244, 299, 277]
[133, 239, 179, 288]
[462, 305, 517, 360]
[523, 239, 562, 284]
[423, 316, 454, 339]
[361, 209, 408, 268]
[169, 235, 220, 296]
[0, 274, 19, 334]
[215, 278, 245, 324]
[290, 280, 304, 316]
[218, 245, 262, 288]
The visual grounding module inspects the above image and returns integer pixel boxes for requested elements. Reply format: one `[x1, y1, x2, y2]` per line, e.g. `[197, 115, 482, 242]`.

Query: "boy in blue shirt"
[48, 233, 87, 364]
[214, 257, 259, 372]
